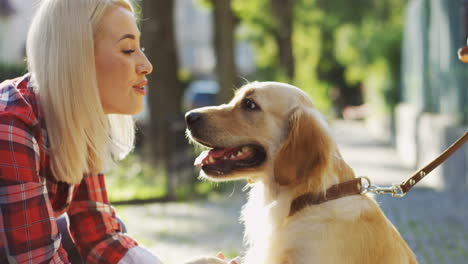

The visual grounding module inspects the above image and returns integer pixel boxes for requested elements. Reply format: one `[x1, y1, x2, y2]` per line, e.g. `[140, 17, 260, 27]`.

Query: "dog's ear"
[274, 108, 333, 186]
[332, 151, 356, 183]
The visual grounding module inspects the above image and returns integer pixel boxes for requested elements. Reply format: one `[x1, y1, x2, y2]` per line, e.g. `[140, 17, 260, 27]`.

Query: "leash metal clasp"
[359, 176, 406, 198]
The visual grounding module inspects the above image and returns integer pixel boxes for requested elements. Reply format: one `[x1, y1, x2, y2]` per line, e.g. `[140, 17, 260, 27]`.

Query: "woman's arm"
[67, 173, 162, 264]
[118, 245, 163, 264]
[0, 115, 70, 263]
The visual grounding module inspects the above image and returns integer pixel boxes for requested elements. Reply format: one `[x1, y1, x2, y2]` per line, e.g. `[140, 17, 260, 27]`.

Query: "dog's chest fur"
[239, 182, 413, 264]
[240, 183, 334, 264]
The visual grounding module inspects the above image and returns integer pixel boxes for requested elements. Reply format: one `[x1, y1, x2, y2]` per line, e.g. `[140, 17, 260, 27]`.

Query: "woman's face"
[95, 6, 153, 115]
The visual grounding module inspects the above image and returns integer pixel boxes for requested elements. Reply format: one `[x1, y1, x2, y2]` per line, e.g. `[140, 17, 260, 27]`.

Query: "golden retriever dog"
[184, 82, 417, 264]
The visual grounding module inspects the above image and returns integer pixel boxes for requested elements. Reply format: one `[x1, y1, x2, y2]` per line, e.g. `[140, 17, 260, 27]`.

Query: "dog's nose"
[185, 111, 202, 127]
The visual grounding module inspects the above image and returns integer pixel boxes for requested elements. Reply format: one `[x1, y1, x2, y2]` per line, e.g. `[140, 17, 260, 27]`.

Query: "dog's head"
[185, 82, 353, 189]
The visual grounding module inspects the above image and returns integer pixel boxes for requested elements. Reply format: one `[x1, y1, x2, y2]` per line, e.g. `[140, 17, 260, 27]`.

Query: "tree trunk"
[142, 0, 182, 199]
[211, 0, 238, 104]
[271, 0, 295, 80]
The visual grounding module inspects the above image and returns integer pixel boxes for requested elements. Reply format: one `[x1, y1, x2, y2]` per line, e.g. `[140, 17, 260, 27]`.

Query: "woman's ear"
[274, 108, 333, 186]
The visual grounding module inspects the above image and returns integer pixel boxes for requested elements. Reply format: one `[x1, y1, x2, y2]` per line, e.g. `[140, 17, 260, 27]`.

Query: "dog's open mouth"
[194, 144, 266, 176]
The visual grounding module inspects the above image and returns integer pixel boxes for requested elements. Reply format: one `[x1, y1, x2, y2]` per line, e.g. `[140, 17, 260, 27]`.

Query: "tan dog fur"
[186, 82, 417, 264]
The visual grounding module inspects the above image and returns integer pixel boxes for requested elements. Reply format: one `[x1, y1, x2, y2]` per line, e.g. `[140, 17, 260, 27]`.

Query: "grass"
[106, 153, 238, 203]
[106, 154, 168, 202]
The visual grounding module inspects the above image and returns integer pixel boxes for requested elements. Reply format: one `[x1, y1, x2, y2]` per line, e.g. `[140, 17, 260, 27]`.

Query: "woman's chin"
[127, 106, 144, 116]
[104, 104, 144, 116]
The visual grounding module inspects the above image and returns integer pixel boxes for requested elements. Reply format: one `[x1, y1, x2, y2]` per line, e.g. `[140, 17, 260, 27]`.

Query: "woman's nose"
[137, 53, 153, 75]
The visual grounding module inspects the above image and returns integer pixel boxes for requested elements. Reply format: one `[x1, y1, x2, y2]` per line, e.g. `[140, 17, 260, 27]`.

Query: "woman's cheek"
[117, 57, 133, 74]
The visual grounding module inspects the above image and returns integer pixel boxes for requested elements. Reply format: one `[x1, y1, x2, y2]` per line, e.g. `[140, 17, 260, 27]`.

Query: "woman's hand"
[217, 252, 240, 264]
[184, 252, 240, 264]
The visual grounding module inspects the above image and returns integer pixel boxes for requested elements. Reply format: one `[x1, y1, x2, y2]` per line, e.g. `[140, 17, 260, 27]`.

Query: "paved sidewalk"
[116, 120, 468, 264]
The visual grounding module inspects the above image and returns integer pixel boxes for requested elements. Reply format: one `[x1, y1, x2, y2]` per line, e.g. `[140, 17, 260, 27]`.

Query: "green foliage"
[363, 59, 395, 115]
[106, 153, 239, 202]
[129, 0, 143, 24]
[233, 0, 272, 33]
[0, 63, 27, 82]
[333, 7, 404, 116]
[292, 6, 325, 108]
[232, 0, 405, 116]
[196, 0, 213, 10]
[233, 0, 278, 81]
[106, 154, 167, 202]
[233, 0, 332, 113]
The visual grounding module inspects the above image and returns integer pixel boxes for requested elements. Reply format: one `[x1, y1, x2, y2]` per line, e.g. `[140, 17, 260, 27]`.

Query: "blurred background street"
[1, 0, 467, 263]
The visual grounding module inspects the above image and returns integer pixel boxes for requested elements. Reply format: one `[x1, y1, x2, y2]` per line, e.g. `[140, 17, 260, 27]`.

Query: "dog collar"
[289, 178, 363, 217]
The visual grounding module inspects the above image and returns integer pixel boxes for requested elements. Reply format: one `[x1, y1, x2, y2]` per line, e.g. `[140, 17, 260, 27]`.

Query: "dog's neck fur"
[241, 179, 290, 263]
[241, 151, 355, 263]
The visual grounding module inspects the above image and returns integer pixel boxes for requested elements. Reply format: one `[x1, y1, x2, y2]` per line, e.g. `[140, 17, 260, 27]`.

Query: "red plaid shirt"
[0, 75, 138, 263]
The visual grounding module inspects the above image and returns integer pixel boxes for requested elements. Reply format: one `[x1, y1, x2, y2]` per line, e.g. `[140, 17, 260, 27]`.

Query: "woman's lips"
[133, 80, 148, 95]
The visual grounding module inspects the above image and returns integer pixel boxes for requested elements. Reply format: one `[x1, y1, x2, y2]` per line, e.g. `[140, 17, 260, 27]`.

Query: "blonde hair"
[27, 0, 136, 184]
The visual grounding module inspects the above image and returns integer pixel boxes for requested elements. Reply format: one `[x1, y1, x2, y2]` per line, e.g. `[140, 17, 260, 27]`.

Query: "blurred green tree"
[232, 0, 404, 117]
[331, 0, 405, 117]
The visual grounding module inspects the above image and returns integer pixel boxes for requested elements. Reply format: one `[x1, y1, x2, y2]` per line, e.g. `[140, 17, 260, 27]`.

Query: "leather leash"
[289, 132, 467, 217]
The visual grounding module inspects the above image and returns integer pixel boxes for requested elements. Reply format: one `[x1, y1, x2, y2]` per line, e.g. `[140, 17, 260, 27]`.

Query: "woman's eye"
[122, 49, 135, 54]
[243, 99, 259, 111]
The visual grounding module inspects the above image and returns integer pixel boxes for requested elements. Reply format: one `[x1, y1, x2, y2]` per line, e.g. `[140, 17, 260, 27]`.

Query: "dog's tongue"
[194, 148, 235, 166]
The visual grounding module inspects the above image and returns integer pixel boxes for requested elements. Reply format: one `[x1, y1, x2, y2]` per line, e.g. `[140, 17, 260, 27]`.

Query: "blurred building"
[398, 0, 468, 191]
[175, 0, 255, 77]
[0, 0, 35, 64]
[0, 0, 15, 18]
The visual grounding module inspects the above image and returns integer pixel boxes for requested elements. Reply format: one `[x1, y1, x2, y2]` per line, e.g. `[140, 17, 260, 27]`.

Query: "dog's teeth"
[208, 156, 215, 164]
[236, 151, 243, 157]
[222, 156, 228, 160]
[242, 146, 251, 153]
[230, 154, 236, 159]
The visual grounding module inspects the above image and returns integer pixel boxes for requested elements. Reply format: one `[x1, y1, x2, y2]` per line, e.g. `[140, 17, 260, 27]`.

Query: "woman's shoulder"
[0, 73, 40, 127]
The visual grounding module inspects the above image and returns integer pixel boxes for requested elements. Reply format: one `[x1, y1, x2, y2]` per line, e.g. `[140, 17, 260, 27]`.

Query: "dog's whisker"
[242, 183, 251, 192]
[229, 184, 236, 198]
[265, 200, 278, 211]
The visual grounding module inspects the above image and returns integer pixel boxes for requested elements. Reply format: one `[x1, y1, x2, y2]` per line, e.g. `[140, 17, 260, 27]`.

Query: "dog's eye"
[243, 98, 260, 111]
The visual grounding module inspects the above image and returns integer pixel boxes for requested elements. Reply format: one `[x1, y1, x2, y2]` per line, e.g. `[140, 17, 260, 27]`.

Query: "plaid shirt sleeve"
[0, 105, 70, 262]
[68, 173, 138, 264]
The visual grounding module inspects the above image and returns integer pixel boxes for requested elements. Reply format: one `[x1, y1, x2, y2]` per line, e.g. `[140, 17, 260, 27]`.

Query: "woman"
[0, 0, 240, 262]
[0, 0, 161, 263]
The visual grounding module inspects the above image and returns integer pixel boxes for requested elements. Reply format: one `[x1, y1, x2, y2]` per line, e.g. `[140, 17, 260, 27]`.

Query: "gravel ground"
[116, 120, 468, 264]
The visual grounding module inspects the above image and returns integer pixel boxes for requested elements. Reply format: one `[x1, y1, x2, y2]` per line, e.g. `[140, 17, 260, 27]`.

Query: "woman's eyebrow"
[117, 33, 138, 43]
